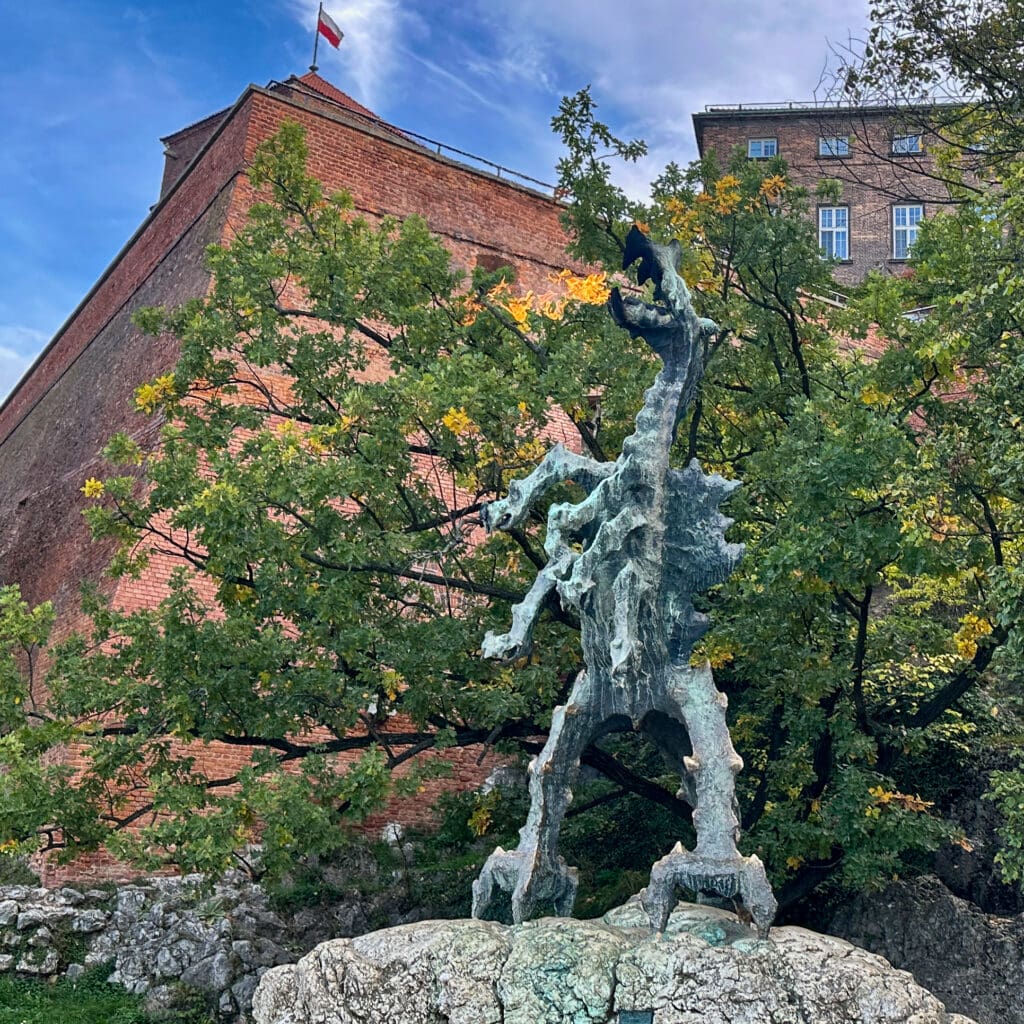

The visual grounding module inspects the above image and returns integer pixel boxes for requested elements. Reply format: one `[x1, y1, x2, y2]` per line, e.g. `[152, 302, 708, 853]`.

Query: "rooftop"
[696, 98, 968, 116]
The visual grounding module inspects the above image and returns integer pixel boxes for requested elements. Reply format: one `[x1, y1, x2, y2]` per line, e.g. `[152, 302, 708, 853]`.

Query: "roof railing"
[279, 78, 557, 194]
[703, 97, 971, 113]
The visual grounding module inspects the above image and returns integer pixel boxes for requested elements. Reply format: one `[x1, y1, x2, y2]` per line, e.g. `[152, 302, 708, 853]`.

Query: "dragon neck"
[621, 368, 691, 468]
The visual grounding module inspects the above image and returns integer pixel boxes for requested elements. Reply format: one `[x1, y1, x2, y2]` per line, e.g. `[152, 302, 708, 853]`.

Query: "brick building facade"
[693, 103, 957, 285]
[0, 73, 574, 881]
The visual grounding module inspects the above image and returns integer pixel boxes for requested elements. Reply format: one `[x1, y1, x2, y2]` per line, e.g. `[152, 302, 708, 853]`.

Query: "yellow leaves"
[468, 804, 492, 836]
[484, 279, 530, 326]
[786, 855, 804, 870]
[505, 293, 534, 325]
[953, 613, 992, 660]
[442, 407, 478, 436]
[81, 478, 105, 499]
[475, 268, 609, 331]
[927, 513, 960, 542]
[708, 648, 734, 670]
[538, 297, 568, 321]
[759, 174, 787, 201]
[134, 373, 176, 414]
[690, 635, 735, 669]
[381, 669, 404, 701]
[711, 174, 742, 214]
[859, 383, 893, 407]
[461, 297, 482, 327]
[485, 280, 537, 325]
[633, 220, 650, 234]
[513, 438, 545, 464]
[867, 785, 934, 815]
[667, 199, 701, 245]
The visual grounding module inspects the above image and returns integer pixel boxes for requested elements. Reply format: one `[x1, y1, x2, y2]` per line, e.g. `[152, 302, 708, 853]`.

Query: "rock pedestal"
[253, 899, 977, 1024]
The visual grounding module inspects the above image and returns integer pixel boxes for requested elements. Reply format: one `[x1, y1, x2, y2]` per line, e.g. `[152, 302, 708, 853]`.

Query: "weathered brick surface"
[159, 108, 231, 199]
[0, 75, 573, 884]
[694, 106, 953, 286]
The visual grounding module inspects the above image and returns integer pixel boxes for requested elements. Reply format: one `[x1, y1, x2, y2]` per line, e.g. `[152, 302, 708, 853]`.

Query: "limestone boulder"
[253, 899, 977, 1024]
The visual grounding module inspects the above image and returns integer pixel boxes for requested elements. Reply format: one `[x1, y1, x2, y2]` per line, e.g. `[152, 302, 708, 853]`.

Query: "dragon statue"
[470, 226, 778, 939]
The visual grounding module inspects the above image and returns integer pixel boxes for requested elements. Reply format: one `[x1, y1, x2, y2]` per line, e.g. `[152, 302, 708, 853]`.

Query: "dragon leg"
[643, 661, 777, 939]
[472, 670, 602, 923]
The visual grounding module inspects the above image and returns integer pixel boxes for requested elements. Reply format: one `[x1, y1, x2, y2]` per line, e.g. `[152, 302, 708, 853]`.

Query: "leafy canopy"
[3, 89, 1023, 908]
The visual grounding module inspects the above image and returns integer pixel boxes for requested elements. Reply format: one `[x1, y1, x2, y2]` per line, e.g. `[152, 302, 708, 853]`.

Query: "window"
[818, 136, 850, 157]
[893, 204, 923, 259]
[747, 137, 777, 159]
[818, 206, 849, 260]
[892, 134, 923, 155]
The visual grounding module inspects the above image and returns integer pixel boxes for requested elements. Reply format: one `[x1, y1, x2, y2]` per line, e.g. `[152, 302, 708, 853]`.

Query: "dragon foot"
[643, 843, 777, 940]
[471, 845, 579, 924]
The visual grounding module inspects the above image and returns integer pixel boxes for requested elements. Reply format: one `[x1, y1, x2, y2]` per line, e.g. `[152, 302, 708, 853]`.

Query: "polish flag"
[317, 9, 343, 48]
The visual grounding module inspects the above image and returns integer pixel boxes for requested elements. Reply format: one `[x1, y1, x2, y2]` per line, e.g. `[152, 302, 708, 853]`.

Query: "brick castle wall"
[695, 109, 952, 286]
[0, 78, 574, 883]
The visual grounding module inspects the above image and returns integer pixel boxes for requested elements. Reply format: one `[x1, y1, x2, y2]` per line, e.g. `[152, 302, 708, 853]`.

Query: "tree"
[552, 88, 1024, 906]
[823, 0, 1024, 886]
[2, 94, 1020, 912]
[820, 0, 1024, 196]
[0, 121, 651, 882]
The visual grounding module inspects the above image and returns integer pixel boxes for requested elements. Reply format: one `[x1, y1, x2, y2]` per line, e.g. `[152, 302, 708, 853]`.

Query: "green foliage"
[4, 90, 1023, 913]
[836, 0, 1024, 184]
[0, 965, 215, 1024]
[988, 762, 1024, 881]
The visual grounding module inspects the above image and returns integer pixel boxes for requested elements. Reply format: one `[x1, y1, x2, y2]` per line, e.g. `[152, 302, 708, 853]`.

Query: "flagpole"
[310, 2, 322, 72]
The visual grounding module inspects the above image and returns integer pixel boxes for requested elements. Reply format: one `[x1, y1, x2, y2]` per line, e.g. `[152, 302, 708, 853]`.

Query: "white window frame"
[747, 137, 778, 159]
[893, 204, 923, 259]
[818, 206, 849, 261]
[892, 133, 923, 155]
[818, 136, 850, 157]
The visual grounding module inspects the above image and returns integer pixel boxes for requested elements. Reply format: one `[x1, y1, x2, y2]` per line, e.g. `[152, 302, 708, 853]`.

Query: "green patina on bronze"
[471, 227, 778, 939]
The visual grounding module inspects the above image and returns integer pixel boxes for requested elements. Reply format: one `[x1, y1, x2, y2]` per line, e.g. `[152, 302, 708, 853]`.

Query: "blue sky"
[0, 0, 869, 401]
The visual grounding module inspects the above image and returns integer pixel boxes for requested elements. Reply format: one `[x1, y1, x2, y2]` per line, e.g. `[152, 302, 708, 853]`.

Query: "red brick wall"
[3, 80, 575, 884]
[695, 109, 952, 286]
[159, 110, 230, 199]
[238, 88, 572, 292]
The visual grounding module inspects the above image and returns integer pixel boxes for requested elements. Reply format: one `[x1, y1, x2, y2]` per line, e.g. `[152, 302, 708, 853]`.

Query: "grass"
[0, 967, 216, 1024]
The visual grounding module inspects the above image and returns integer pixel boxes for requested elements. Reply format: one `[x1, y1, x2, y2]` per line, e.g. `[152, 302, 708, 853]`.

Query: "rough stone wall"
[830, 875, 1024, 1024]
[696, 109, 952, 286]
[0, 873, 398, 1021]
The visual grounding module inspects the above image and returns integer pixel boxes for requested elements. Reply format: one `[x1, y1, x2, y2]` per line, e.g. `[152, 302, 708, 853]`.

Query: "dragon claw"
[472, 846, 578, 923]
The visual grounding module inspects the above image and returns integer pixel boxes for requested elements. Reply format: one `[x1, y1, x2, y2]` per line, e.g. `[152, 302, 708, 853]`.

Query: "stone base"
[253, 897, 977, 1024]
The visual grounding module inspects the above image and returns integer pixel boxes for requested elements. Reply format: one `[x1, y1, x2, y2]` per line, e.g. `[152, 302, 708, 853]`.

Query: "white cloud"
[399, 48, 511, 117]
[286, 0, 404, 109]
[464, 0, 871, 194]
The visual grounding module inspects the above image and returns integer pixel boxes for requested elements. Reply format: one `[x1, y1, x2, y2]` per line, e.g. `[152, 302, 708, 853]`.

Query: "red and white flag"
[317, 9, 344, 48]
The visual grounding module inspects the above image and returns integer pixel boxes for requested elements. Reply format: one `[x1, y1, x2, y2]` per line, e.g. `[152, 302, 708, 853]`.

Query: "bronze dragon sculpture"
[471, 227, 777, 939]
